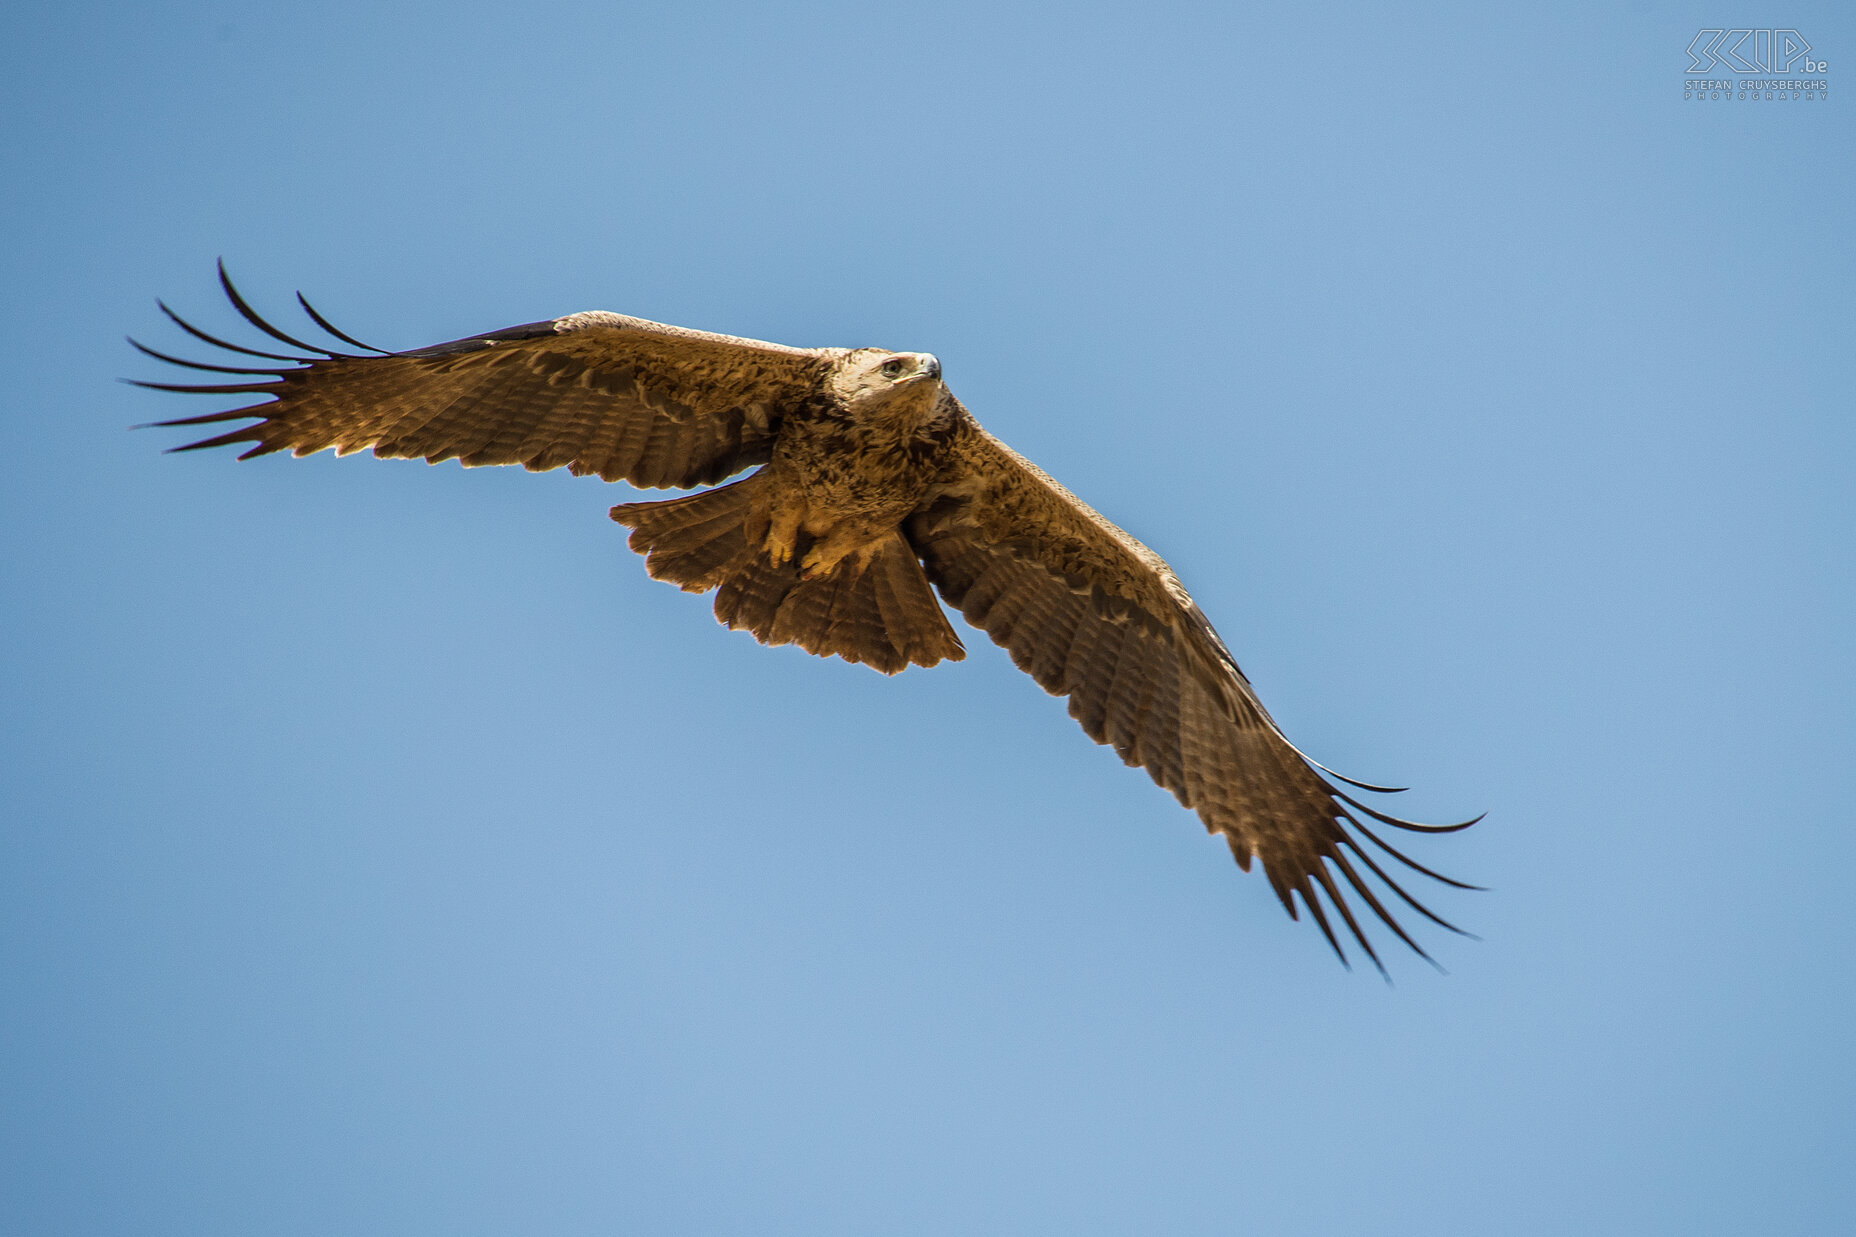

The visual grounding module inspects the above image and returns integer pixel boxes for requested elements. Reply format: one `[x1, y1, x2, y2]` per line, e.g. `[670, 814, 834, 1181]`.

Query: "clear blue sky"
[4, 2, 1852, 1233]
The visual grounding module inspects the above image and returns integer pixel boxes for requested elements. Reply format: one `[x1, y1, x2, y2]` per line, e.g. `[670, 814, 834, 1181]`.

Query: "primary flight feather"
[136, 264, 1481, 974]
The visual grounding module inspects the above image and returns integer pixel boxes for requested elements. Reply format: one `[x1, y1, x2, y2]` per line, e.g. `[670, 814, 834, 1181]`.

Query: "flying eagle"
[135, 265, 1480, 973]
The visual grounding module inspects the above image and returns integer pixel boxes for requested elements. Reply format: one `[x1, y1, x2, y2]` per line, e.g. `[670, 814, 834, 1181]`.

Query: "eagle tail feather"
[610, 474, 766, 594]
[765, 532, 966, 675]
[612, 480, 961, 674]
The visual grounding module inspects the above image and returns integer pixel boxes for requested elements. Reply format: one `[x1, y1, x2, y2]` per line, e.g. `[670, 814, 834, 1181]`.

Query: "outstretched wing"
[133, 264, 836, 489]
[908, 415, 1480, 973]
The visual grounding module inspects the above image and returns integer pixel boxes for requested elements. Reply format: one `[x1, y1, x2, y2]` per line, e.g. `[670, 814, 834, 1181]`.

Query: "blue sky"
[3, 2, 1852, 1233]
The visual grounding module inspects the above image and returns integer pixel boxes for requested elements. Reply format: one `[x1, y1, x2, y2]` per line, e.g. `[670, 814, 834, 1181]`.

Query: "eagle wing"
[134, 264, 834, 489]
[908, 415, 1478, 972]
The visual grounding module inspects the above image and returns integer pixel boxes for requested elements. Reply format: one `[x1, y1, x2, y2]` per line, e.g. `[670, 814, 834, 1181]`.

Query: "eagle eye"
[880, 357, 907, 378]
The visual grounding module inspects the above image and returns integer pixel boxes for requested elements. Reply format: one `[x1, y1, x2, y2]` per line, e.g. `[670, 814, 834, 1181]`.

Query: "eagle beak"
[921, 354, 941, 382]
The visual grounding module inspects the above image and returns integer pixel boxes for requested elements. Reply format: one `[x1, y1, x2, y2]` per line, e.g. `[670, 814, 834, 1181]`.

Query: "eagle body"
[136, 267, 1480, 973]
[759, 348, 957, 574]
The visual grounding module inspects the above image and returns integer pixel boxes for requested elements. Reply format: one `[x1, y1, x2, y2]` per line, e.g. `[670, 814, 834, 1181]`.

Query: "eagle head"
[830, 348, 949, 430]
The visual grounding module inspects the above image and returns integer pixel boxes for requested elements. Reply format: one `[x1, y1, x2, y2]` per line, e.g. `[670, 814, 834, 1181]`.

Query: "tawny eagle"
[135, 265, 1480, 973]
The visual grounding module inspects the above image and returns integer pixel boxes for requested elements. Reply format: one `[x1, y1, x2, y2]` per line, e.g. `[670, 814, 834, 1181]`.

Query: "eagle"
[135, 264, 1480, 974]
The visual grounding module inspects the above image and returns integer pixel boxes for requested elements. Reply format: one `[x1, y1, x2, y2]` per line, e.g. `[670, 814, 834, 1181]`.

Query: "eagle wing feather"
[135, 264, 834, 490]
[909, 417, 1478, 974]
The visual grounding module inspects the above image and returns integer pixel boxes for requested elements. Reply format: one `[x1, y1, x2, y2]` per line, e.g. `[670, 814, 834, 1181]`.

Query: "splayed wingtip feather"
[215, 260, 350, 360]
[296, 289, 395, 355]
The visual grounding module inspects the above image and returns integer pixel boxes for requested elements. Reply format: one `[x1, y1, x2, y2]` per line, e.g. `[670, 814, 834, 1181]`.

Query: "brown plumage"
[135, 264, 1481, 974]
